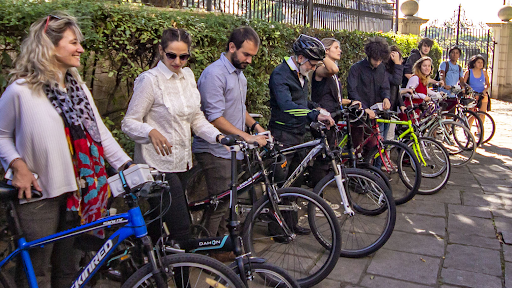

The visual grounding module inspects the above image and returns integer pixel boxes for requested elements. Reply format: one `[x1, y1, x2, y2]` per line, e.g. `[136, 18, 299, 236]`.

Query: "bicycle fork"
[331, 163, 355, 216]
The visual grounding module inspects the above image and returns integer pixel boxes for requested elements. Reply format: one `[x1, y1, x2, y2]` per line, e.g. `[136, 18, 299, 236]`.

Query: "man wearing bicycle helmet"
[268, 34, 334, 239]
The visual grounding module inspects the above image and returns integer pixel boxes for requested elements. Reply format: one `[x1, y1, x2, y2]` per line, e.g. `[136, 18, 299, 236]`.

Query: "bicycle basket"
[269, 154, 289, 184]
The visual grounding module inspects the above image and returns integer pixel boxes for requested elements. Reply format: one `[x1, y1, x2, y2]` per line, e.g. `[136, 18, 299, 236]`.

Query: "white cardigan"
[122, 62, 220, 173]
[0, 79, 131, 201]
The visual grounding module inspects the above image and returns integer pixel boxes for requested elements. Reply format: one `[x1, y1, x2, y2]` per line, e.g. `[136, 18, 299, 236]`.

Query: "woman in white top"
[0, 13, 132, 287]
[122, 28, 223, 244]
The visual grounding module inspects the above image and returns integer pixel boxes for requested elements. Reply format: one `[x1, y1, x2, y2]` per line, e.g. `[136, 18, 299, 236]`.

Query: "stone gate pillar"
[487, 22, 512, 100]
[398, 16, 428, 35]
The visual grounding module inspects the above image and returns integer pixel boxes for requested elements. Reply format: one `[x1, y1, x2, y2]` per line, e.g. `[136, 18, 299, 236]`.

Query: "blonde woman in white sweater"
[0, 13, 132, 288]
[122, 28, 223, 247]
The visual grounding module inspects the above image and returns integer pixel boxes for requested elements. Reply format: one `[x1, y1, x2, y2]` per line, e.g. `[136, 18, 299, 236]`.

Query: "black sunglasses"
[165, 52, 190, 61]
[44, 14, 62, 34]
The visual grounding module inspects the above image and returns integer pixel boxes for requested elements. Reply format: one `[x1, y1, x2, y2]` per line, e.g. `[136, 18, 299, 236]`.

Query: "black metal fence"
[177, 0, 394, 32]
[422, 26, 495, 69]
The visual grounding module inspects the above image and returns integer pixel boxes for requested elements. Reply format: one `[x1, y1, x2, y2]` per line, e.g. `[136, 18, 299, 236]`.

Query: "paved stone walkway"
[320, 100, 512, 288]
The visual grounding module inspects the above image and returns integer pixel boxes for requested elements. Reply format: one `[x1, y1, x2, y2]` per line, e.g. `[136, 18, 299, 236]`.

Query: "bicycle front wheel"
[0, 271, 15, 288]
[313, 168, 396, 258]
[406, 137, 451, 195]
[231, 259, 300, 288]
[365, 140, 422, 205]
[242, 187, 341, 288]
[121, 253, 245, 288]
[427, 120, 476, 166]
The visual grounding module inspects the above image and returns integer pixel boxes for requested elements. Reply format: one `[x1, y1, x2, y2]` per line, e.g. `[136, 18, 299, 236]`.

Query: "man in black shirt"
[347, 37, 391, 151]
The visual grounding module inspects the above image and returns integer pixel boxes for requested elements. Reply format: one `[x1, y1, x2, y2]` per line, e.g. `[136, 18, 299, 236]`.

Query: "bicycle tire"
[406, 137, 451, 195]
[427, 120, 476, 166]
[461, 110, 484, 146]
[0, 271, 15, 288]
[313, 168, 396, 258]
[242, 187, 341, 288]
[121, 253, 245, 288]
[476, 111, 495, 144]
[365, 140, 421, 205]
[355, 162, 392, 191]
[230, 260, 300, 288]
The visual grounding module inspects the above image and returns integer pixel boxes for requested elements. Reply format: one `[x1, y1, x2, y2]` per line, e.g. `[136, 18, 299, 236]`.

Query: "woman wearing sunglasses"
[0, 13, 133, 287]
[122, 28, 223, 245]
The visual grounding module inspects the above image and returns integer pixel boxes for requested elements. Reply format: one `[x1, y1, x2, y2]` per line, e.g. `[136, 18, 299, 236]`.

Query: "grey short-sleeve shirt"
[192, 53, 247, 159]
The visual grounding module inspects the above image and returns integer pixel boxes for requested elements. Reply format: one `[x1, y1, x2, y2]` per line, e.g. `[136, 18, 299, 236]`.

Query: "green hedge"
[0, 0, 441, 157]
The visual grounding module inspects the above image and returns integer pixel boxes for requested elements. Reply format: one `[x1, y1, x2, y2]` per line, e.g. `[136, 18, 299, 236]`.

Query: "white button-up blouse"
[122, 61, 221, 173]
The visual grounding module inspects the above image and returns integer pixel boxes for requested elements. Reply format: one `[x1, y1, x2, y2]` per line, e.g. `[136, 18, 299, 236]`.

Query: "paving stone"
[367, 249, 440, 285]
[494, 209, 512, 219]
[447, 175, 480, 187]
[312, 278, 340, 287]
[448, 204, 492, 218]
[383, 231, 445, 256]
[443, 244, 501, 276]
[413, 188, 461, 205]
[448, 233, 501, 250]
[483, 186, 512, 193]
[441, 268, 502, 288]
[395, 213, 446, 237]
[326, 256, 368, 284]
[397, 199, 446, 216]
[359, 275, 431, 288]
[448, 214, 496, 238]
[495, 217, 512, 244]
[504, 244, 512, 263]
[462, 191, 505, 208]
[506, 262, 512, 288]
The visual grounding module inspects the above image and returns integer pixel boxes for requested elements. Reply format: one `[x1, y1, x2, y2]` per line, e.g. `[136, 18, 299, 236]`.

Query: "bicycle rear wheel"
[242, 187, 341, 288]
[406, 137, 451, 195]
[313, 168, 396, 258]
[121, 253, 244, 288]
[476, 111, 495, 144]
[427, 120, 476, 166]
[365, 140, 421, 205]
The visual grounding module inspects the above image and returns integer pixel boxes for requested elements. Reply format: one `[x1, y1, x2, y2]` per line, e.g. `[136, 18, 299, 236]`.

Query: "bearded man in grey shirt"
[192, 27, 267, 260]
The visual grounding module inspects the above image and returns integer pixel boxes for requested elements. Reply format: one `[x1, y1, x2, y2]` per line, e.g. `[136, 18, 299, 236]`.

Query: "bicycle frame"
[0, 204, 149, 288]
[279, 129, 355, 216]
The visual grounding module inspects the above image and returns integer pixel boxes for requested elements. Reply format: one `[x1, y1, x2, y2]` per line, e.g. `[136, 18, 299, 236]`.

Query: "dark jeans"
[147, 172, 191, 243]
[268, 128, 305, 235]
[194, 153, 234, 237]
[15, 193, 81, 288]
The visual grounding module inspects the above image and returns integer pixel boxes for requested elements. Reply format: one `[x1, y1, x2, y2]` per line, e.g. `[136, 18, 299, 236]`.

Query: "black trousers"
[146, 172, 191, 243]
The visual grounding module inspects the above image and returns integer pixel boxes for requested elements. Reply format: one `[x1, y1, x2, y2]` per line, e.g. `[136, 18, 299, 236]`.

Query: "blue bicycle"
[0, 173, 244, 288]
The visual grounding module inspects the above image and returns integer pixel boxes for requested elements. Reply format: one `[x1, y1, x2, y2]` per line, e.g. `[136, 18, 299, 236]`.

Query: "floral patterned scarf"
[44, 73, 109, 232]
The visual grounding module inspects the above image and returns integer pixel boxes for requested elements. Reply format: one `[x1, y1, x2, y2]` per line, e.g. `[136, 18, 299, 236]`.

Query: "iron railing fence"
[138, 0, 394, 32]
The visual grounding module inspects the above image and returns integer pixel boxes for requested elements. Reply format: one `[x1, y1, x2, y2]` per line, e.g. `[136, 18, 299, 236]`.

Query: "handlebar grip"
[220, 134, 239, 146]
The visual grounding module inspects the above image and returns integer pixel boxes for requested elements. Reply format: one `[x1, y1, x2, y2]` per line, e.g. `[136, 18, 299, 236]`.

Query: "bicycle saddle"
[0, 181, 42, 201]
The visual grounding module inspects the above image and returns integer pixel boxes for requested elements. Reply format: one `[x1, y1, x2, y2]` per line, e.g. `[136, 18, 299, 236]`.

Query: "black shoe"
[272, 235, 292, 244]
[293, 226, 311, 235]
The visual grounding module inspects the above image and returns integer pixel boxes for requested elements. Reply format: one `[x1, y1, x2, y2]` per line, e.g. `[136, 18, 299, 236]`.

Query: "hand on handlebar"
[317, 114, 335, 128]
[245, 134, 268, 147]
[383, 98, 391, 110]
[365, 108, 376, 119]
[350, 100, 362, 108]
[424, 96, 431, 102]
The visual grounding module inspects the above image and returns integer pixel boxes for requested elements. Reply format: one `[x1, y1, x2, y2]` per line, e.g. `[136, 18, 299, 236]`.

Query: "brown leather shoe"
[210, 251, 236, 262]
